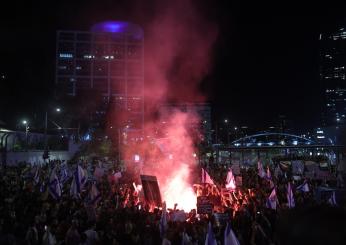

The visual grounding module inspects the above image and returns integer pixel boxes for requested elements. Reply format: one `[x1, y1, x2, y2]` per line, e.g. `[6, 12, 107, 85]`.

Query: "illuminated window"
[59, 53, 73, 58]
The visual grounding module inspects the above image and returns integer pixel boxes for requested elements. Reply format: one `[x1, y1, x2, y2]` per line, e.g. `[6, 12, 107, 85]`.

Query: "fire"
[161, 163, 196, 211]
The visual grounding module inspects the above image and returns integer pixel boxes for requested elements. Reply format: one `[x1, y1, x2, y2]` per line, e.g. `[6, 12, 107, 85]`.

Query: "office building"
[56, 21, 144, 138]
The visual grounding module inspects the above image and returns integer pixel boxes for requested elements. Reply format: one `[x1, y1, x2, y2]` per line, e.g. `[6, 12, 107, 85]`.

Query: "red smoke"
[122, 0, 218, 211]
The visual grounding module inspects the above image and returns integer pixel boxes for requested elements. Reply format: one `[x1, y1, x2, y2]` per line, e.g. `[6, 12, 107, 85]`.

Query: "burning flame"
[161, 163, 196, 211]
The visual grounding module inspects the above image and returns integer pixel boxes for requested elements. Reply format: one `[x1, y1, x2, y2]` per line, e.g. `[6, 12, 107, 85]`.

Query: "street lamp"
[224, 119, 229, 145]
[43, 107, 61, 160]
[22, 120, 29, 151]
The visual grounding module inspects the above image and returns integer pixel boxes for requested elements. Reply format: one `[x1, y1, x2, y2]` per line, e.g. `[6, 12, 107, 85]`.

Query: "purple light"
[91, 21, 143, 39]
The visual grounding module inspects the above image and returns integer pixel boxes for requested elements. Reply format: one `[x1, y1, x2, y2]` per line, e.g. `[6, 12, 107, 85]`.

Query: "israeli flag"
[40, 181, 46, 193]
[224, 222, 240, 245]
[70, 175, 79, 198]
[258, 161, 266, 178]
[48, 168, 62, 200]
[296, 180, 309, 192]
[287, 182, 295, 208]
[74, 165, 87, 193]
[266, 167, 275, 188]
[33, 167, 40, 186]
[328, 191, 337, 206]
[266, 188, 278, 210]
[59, 163, 70, 184]
[205, 222, 217, 245]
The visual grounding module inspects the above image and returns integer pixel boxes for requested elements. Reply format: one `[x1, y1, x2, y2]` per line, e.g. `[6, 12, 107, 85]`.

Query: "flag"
[205, 222, 217, 245]
[266, 188, 278, 210]
[202, 168, 215, 185]
[70, 176, 79, 198]
[48, 167, 62, 200]
[89, 182, 101, 205]
[160, 202, 168, 237]
[328, 191, 337, 206]
[74, 165, 87, 193]
[296, 180, 309, 192]
[33, 167, 40, 186]
[258, 161, 266, 178]
[40, 181, 46, 193]
[59, 164, 70, 184]
[266, 167, 275, 188]
[266, 167, 272, 180]
[287, 182, 295, 208]
[224, 222, 240, 245]
[70, 165, 87, 198]
[225, 169, 236, 189]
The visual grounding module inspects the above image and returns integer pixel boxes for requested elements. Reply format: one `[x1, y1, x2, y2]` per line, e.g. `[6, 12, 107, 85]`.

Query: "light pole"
[22, 120, 29, 150]
[224, 119, 229, 145]
[43, 107, 61, 160]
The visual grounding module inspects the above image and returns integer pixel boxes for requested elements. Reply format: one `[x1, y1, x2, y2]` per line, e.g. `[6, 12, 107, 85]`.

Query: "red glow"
[119, 0, 218, 212]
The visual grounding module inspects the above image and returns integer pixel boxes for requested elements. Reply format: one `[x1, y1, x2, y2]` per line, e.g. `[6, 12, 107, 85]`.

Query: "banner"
[197, 196, 213, 214]
[140, 175, 162, 207]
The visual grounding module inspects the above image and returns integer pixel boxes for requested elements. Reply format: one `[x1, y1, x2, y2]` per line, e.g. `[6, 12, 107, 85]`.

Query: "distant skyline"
[1, 0, 346, 130]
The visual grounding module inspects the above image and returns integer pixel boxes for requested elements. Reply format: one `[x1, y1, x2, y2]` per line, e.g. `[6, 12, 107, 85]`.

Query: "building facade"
[56, 21, 144, 139]
[320, 27, 346, 126]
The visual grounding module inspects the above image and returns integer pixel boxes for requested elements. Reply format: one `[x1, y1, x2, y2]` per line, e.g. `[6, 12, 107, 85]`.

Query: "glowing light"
[161, 163, 196, 211]
[91, 21, 144, 39]
[134, 154, 140, 162]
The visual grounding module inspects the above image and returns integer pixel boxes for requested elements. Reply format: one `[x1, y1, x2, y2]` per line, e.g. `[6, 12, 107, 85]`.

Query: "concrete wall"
[6, 151, 72, 166]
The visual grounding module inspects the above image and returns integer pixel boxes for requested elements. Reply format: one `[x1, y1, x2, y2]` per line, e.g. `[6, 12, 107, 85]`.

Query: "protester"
[0, 158, 344, 245]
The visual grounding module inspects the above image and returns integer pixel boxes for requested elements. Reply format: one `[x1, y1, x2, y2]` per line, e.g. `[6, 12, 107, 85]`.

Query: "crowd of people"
[0, 158, 345, 245]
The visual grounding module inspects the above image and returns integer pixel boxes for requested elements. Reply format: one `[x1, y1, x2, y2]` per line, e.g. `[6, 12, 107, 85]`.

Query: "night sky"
[0, 0, 346, 130]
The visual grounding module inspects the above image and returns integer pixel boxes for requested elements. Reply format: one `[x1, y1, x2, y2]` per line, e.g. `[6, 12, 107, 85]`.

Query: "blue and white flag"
[59, 164, 70, 184]
[89, 182, 101, 205]
[287, 182, 295, 208]
[70, 165, 87, 198]
[266, 167, 272, 180]
[48, 167, 62, 200]
[205, 222, 217, 245]
[266, 188, 278, 210]
[33, 167, 40, 186]
[258, 161, 266, 178]
[266, 167, 275, 188]
[296, 180, 309, 192]
[224, 223, 240, 245]
[74, 165, 87, 193]
[40, 181, 46, 193]
[160, 202, 168, 237]
[70, 176, 79, 198]
[328, 191, 337, 206]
